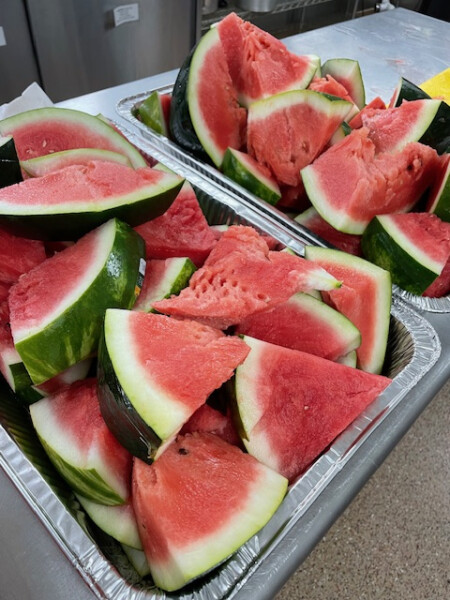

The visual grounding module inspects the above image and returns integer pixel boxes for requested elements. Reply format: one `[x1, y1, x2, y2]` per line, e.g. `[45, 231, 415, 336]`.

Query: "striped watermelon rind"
[20, 148, 132, 177]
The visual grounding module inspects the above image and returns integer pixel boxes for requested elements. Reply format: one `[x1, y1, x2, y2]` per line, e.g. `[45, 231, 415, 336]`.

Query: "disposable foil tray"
[116, 87, 450, 314]
[0, 129, 442, 600]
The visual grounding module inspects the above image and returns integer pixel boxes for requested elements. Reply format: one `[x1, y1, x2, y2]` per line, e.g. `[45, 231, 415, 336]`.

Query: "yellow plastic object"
[420, 68, 450, 104]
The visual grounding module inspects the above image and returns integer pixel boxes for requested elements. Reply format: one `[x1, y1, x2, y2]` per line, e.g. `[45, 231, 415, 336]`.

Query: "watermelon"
[0, 160, 184, 240]
[235, 292, 361, 362]
[217, 12, 319, 107]
[426, 153, 450, 222]
[98, 310, 250, 461]
[29, 378, 132, 505]
[232, 335, 391, 482]
[302, 128, 441, 234]
[136, 91, 171, 137]
[134, 181, 217, 267]
[0, 226, 46, 285]
[308, 75, 354, 104]
[304, 246, 391, 374]
[132, 432, 288, 591]
[0, 107, 147, 168]
[0, 136, 22, 188]
[247, 89, 353, 187]
[180, 403, 242, 447]
[9, 218, 145, 384]
[20, 148, 132, 177]
[321, 58, 366, 109]
[153, 226, 341, 330]
[348, 96, 386, 129]
[361, 213, 450, 297]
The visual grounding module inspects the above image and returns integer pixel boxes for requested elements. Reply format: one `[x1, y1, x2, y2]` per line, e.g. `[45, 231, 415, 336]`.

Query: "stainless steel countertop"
[1, 8, 449, 600]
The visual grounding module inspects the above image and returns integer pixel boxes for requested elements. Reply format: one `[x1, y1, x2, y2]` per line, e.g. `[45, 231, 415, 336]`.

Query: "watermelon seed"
[178, 447, 189, 455]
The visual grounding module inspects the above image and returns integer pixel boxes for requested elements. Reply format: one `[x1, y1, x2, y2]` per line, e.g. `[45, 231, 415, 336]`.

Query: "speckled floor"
[275, 380, 450, 600]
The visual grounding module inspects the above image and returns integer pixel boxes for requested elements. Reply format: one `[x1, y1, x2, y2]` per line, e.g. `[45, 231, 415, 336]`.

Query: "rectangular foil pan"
[116, 87, 450, 315]
[0, 128, 442, 600]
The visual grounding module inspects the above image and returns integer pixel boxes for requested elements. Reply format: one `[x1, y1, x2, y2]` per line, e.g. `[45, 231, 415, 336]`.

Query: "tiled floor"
[276, 380, 450, 600]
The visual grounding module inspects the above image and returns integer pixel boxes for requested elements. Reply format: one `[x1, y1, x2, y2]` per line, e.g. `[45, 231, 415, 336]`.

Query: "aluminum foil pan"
[116, 87, 450, 314]
[0, 130, 442, 600]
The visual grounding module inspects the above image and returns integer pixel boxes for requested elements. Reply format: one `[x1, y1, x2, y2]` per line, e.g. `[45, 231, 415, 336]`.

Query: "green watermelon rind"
[137, 91, 168, 137]
[427, 157, 450, 222]
[361, 215, 442, 295]
[14, 219, 145, 385]
[0, 107, 147, 168]
[336, 350, 357, 368]
[0, 135, 19, 161]
[0, 136, 22, 187]
[321, 58, 366, 109]
[20, 148, 132, 177]
[121, 544, 151, 577]
[221, 147, 281, 205]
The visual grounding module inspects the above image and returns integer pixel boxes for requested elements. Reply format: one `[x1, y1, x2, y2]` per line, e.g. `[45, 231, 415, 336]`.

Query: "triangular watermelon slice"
[233, 335, 391, 482]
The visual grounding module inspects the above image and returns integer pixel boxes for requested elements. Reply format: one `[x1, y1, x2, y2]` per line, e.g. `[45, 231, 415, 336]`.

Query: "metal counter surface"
[1, 8, 449, 600]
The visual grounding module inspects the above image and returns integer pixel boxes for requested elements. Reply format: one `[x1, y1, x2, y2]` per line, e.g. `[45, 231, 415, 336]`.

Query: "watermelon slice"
[0, 226, 46, 285]
[232, 335, 391, 482]
[153, 226, 341, 330]
[235, 292, 361, 362]
[308, 75, 354, 104]
[361, 213, 450, 297]
[217, 12, 319, 107]
[29, 378, 132, 505]
[132, 432, 288, 591]
[0, 107, 147, 168]
[302, 128, 441, 234]
[0, 160, 184, 240]
[304, 246, 391, 374]
[20, 148, 132, 177]
[321, 58, 366, 109]
[98, 310, 250, 461]
[180, 403, 242, 447]
[9, 218, 145, 384]
[247, 89, 353, 187]
[348, 96, 386, 129]
[134, 181, 217, 266]
[426, 153, 450, 222]
[136, 91, 171, 137]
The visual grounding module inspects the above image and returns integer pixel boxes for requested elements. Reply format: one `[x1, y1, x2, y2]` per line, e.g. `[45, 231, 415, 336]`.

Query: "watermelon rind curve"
[426, 155, 450, 222]
[12, 219, 145, 384]
[322, 58, 366, 109]
[20, 148, 132, 177]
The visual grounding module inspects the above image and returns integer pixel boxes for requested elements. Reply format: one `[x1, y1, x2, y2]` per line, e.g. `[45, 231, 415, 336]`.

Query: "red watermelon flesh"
[296, 207, 362, 256]
[218, 12, 317, 107]
[235, 336, 391, 482]
[302, 128, 440, 234]
[0, 226, 46, 285]
[160, 93, 172, 133]
[132, 432, 287, 591]
[0, 282, 9, 303]
[153, 226, 340, 330]
[134, 182, 217, 267]
[180, 403, 242, 447]
[308, 75, 354, 103]
[349, 96, 386, 129]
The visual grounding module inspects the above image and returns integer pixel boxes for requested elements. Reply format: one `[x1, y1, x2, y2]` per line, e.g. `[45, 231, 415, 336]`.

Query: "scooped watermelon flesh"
[217, 12, 319, 107]
[247, 89, 353, 187]
[153, 226, 341, 331]
[98, 310, 250, 461]
[302, 128, 441, 234]
[132, 432, 288, 591]
[29, 378, 132, 505]
[233, 336, 391, 483]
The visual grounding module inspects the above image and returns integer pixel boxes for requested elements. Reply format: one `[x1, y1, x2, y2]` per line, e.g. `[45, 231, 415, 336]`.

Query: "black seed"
[178, 447, 189, 455]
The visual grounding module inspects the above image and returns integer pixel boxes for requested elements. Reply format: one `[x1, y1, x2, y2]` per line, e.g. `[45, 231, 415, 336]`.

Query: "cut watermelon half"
[426, 153, 450, 222]
[20, 148, 132, 177]
[247, 89, 353, 187]
[29, 378, 132, 505]
[302, 128, 440, 234]
[0, 107, 147, 168]
[0, 160, 183, 240]
[98, 310, 250, 461]
[132, 432, 288, 591]
[361, 213, 450, 297]
[232, 336, 391, 482]
[9, 218, 145, 384]
[304, 246, 392, 374]
[153, 226, 341, 330]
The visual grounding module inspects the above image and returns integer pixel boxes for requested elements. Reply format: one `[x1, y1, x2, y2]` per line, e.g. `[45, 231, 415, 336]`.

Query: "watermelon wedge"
[29, 379, 132, 505]
[20, 148, 132, 177]
[132, 432, 288, 591]
[0, 226, 46, 285]
[0, 160, 184, 240]
[153, 226, 341, 330]
[0, 107, 147, 168]
[361, 213, 450, 297]
[98, 310, 250, 461]
[304, 246, 392, 374]
[321, 58, 366, 109]
[9, 218, 145, 384]
[426, 153, 450, 222]
[232, 335, 391, 482]
[180, 403, 242, 447]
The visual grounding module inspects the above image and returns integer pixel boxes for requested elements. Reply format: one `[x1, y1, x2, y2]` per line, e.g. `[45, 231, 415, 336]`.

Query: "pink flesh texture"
[308, 75, 354, 103]
[0, 226, 46, 285]
[132, 432, 261, 561]
[134, 183, 217, 267]
[0, 301, 14, 379]
[349, 96, 386, 129]
[361, 100, 434, 152]
[153, 226, 335, 330]
[130, 312, 249, 413]
[309, 128, 440, 226]
[235, 297, 357, 361]
[180, 404, 242, 447]
[0, 161, 165, 207]
[218, 12, 315, 104]
[46, 378, 132, 496]
[8, 223, 102, 334]
[248, 342, 391, 481]
[299, 210, 362, 256]
[195, 28, 246, 158]
[247, 100, 347, 187]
